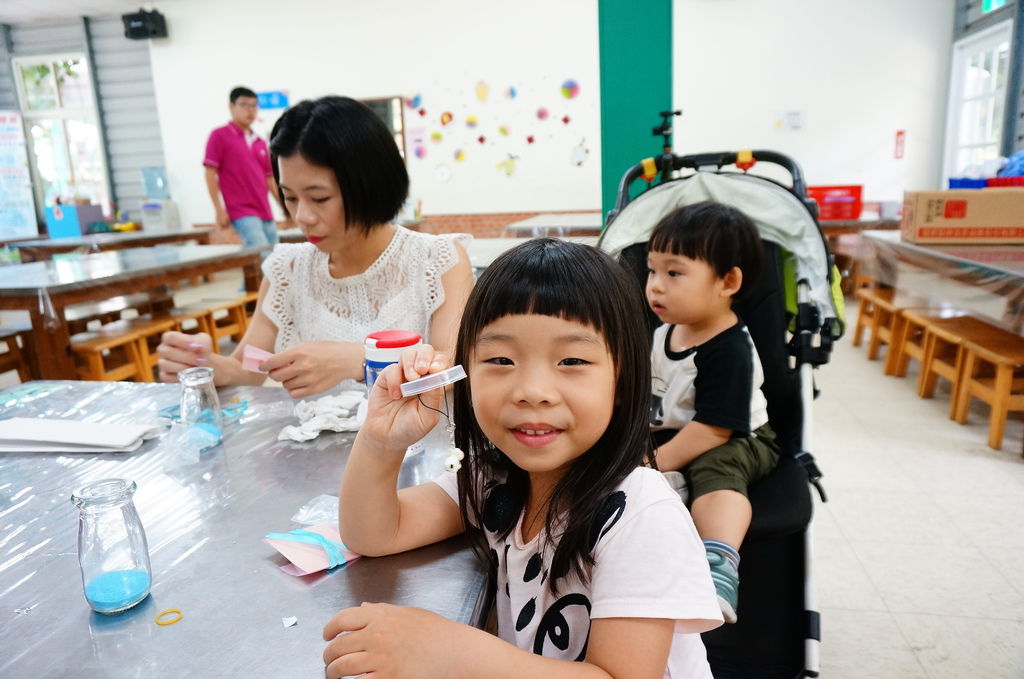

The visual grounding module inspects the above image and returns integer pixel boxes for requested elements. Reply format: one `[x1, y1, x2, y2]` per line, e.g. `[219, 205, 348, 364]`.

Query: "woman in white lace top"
[157, 96, 474, 397]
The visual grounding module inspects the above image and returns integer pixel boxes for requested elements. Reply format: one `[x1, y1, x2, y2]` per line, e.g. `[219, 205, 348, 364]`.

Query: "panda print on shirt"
[486, 484, 627, 662]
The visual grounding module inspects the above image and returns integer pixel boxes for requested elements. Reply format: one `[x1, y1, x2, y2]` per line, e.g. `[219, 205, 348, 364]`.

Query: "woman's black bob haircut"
[269, 96, 409, 234]
[451, 239, 655, 593]
[648, 201, 763, 301]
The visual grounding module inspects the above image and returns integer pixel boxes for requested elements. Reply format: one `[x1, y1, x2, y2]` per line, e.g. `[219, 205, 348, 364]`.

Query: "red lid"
[365, 330, 422, 349]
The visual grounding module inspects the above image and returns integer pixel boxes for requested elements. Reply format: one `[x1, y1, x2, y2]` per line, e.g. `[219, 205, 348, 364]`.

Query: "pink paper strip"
[242, 345, 273, 373]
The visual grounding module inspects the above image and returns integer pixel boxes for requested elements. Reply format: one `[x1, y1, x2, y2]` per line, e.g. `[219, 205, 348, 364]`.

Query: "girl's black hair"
[648, 201, 763, 301]
[452, 239, 654, 593]
[268, 96, 409, 234]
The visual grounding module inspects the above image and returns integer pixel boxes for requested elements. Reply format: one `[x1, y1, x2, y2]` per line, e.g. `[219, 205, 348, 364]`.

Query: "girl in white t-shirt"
[325, 239, 723, 679]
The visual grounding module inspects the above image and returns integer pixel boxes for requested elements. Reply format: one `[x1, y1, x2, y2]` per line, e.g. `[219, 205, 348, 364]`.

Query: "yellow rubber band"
[155, 608, 183, 626]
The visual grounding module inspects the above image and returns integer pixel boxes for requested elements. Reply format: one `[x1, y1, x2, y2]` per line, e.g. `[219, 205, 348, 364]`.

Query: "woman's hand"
[322, 603, 460, 679]
[262, 341, 364, 398]
[359, 347, 448, 454]
[156, 331, 213, 382]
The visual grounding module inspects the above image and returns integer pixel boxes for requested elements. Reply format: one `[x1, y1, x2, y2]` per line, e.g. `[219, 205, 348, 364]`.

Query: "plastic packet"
[291, 494, 339, 525]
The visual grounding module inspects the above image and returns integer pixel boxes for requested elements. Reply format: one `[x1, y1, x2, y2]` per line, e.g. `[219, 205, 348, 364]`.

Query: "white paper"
[0, 417, 160, 452]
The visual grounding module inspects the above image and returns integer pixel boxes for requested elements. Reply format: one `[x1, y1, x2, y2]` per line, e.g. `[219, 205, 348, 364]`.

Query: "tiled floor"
[2, 279, 1024, 677]
[814, 326, 1024, 678]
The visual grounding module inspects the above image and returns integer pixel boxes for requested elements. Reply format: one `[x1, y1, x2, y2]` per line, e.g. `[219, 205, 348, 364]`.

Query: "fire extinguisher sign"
[895, 130, 906, 160]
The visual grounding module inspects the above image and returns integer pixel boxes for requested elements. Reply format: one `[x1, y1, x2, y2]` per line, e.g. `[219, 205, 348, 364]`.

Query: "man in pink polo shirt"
[203, 86, 287, 248]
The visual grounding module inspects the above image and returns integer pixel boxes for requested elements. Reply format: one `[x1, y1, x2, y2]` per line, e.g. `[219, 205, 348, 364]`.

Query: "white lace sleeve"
[424, 233, 472, 316]
[260, 244, 307, 340]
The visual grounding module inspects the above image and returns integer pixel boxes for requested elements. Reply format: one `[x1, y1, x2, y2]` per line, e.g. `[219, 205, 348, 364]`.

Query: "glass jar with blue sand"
[71, 478, 152, 614]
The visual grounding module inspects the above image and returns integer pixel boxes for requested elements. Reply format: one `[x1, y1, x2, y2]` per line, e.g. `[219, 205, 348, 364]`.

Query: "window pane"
[990, 93, 1004, 144]
[55, 58, 92, 109]
[966, 53, 982, 98]
[19, 63, 58, 110]
[29, 119, 71, 202]
[65, 118, 108, 207]
[981, 49, 994, 94]
[959, 99, 977, 145]
[996, 42, 1009, 90]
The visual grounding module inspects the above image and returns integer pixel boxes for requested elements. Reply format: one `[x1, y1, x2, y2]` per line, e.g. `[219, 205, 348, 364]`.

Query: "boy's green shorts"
[683, 424, 780, 501]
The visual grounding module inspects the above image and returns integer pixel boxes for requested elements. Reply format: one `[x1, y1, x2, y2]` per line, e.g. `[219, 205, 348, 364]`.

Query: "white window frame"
[942, 19, 1014, 184]
[12, 51, 112, 218]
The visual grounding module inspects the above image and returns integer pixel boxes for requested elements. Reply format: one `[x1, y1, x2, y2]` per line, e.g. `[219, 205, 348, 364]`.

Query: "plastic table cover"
[0, 380, 485, 677]
[861, 230, 1024, 333]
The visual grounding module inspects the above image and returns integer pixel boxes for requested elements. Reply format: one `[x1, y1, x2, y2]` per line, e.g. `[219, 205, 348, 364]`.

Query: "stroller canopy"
[598, 171, 840, 329]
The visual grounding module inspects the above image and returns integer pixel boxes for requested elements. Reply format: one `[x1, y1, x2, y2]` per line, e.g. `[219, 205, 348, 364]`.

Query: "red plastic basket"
[807, 185, 863, 220]
[986, 176, 1024, 187]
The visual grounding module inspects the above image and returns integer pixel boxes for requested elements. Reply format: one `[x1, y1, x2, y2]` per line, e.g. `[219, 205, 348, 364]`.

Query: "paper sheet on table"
[263, 522, 361, 576]
[0, 417, 161, 453]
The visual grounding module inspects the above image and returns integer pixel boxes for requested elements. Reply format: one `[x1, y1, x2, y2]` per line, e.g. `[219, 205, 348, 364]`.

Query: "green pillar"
[598, 0, 673, 222]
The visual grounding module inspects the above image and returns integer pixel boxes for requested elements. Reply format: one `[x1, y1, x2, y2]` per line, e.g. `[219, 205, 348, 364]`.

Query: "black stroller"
[598, 149, 843, 678]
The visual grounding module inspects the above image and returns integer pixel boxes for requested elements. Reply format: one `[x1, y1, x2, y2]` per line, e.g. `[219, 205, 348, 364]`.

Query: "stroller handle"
[613, 150, 810, 214]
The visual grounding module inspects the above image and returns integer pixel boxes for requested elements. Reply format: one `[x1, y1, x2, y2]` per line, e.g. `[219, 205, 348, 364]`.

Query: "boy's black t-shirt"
[650, 322, 769, 435]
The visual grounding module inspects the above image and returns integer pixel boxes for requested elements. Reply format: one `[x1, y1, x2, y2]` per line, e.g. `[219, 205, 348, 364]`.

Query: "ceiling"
[0, 0, 151, 25]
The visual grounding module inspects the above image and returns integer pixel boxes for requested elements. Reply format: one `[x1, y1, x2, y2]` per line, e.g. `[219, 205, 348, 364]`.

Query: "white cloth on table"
[277, 391, 367, 442]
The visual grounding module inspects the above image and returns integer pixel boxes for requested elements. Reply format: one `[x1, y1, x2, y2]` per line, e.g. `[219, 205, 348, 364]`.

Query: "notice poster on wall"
[0, 111, 38, 240]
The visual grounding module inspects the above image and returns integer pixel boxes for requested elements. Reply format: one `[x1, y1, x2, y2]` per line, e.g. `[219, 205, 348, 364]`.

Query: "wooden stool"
[952, 332, 1024, 452]
[888, 308, 967, 378]
[177, 297, 251, 354]
[121, 316, 182, 381]
[0, 327, 31, 382]
[853, 286, 893, 348]
[854, 288, 931, 364]
[918, 317, 1010, 418]
[71, 326, 147, 382]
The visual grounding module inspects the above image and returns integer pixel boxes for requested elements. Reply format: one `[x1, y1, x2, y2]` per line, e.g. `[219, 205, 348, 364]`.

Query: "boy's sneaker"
[706, 550, 739, 624]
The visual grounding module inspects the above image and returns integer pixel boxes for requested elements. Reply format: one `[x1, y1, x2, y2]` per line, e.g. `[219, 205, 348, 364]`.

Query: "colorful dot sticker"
[562, 115, 571, 125]
[498, 125, 509, 136]
[561, 79, 580, 99]
[526, 135, 535, 144]
[406, 94, 422, 109]
[506, 86, 517, 99]
[414, 146, 426, 159]
[536, 107, 549, 121]
[418, 109, 426, 117]
[454, 149, 466, 162]
[440, 112, 453, 126]
[430, 131, 443, 143]
[465, 115, 478, 128]
[477, 135, 487, 144]
[475, 81, 489, 102]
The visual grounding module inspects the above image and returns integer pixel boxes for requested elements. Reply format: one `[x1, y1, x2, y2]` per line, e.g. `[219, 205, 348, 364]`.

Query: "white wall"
[674, 0, 955, 202]
[148, 0, 601, 228]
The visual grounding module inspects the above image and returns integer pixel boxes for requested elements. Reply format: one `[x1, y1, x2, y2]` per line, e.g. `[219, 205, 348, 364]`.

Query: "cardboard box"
[44, 204, 106, 239]
[901, 188, 1024, 244]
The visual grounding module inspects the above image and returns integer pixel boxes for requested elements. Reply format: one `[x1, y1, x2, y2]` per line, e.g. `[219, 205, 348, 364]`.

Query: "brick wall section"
[420, 211, 601, 238]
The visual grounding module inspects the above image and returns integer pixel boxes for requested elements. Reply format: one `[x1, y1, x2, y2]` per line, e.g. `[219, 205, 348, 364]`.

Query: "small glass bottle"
[179, 366, 222, 449]
[71, 478, 152, 614]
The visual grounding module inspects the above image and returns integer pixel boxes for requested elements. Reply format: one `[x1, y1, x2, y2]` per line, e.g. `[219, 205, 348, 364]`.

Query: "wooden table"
[466, 236, 598, 272]
[503, 212, 603, 237]
[13, 228, 216, 263]
[0, 244, 264, 379]
[0, 380, 486, 677]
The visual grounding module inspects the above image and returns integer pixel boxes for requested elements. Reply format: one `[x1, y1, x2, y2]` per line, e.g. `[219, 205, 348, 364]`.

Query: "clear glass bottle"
[71, 478, 152, 614]
[179, 366, 222, 448]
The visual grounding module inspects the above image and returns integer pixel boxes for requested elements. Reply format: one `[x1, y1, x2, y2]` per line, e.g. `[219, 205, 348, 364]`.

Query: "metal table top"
[0, 244, 264, 296]
[0, 381, 485, 677]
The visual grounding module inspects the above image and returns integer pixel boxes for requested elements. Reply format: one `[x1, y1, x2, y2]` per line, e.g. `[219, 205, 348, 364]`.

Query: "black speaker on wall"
[122, 9, 168, 40]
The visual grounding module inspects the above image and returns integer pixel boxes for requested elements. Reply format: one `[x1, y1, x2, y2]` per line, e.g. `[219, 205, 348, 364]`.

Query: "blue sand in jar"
[84, 569, 151, 612]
